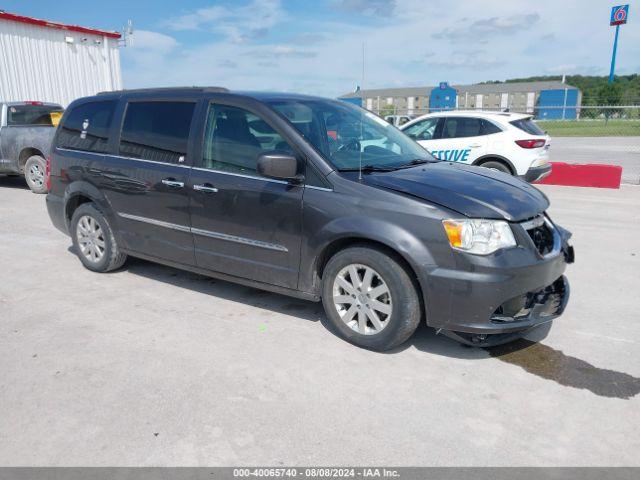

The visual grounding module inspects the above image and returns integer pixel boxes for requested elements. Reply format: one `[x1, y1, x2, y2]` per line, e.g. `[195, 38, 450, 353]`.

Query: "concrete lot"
[0, 176, 639, 466]
[550, 136, 640, 185]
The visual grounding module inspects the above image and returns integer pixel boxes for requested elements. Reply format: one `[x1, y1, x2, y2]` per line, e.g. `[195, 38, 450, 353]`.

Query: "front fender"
[298, 213, 444, 299]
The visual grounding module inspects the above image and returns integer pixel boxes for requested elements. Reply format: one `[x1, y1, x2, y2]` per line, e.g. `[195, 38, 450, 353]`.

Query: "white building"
[0, 10, 122, 107]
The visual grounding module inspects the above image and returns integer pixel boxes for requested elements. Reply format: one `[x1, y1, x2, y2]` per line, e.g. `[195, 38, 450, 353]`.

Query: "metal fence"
[370, 105, 640, 137]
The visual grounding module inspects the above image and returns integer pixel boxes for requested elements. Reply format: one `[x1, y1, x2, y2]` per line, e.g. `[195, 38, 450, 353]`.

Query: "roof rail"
[97, 86, 229, 95]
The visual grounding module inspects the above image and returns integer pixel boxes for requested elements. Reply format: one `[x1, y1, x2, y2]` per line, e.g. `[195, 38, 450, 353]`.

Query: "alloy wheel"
[332, 264, 393, 335]
[76, 215, 106, 263]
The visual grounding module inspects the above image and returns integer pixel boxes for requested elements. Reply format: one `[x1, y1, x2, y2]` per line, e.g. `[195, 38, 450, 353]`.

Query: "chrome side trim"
[305, 185, 333, 192]
[56, 148, 191, 169]
[191, 167, 289, 185]
[117, 212, 288, 252]
[191, 227, 288, 252]
[110, 154, 191, 168]
[117, 213, 191, 233]
[57, 147, 109, 157]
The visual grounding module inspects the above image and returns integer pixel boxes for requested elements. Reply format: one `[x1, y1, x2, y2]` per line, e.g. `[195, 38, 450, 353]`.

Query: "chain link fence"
[371, 104, 640, 137]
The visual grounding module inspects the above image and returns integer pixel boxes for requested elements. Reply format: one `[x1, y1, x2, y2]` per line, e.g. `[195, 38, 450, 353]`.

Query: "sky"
[3, 0, 640, 97]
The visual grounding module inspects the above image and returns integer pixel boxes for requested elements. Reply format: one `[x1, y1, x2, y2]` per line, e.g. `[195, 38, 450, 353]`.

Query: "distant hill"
[481, 75, 640, 105]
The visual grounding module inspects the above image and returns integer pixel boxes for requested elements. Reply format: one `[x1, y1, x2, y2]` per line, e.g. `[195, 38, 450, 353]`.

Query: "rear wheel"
[479, 160, 511, 175]
[70, 203, 127, 272]
[321, 246, 421, 351]
[24, 155, 47, 193]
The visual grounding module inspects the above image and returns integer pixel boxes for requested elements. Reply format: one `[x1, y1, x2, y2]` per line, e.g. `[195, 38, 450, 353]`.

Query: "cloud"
[332, 0, 396, 16]
[218, 59, 238, 69]
[245, 45, 318, 59]
[130, 30, 179, 54]
[120, 0, 640, 98]
[432, 13, 540, 41]
[544, 64, 605, 75]
[291, 33, 326, 46]
[164, 0, 284, 43]
[428, 50, 502, 70]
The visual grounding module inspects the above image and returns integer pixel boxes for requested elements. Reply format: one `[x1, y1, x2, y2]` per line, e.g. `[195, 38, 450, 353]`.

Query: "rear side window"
[7, 104, 64, 126]
[510, 118, 545, 136]
[119, 101, 195, 164]
[57, 100, 116, 153]
[481, 119, 502, 135]
[442, 117, 482, 138]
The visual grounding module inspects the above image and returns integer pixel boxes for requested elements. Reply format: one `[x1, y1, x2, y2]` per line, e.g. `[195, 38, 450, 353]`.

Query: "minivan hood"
[361, 162, 549, 222]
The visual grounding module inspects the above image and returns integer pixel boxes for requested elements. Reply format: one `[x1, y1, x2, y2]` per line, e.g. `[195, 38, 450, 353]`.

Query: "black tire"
[480, 160, 511, 175]
[70, 203, 127, 272]
[321, 246, 421, 351]
[24, 155, 48, 193]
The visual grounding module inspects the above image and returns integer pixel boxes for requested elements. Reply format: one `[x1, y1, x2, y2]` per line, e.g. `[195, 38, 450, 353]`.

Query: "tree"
[378, 104, 395, 118]
[597, 83, 623, 119]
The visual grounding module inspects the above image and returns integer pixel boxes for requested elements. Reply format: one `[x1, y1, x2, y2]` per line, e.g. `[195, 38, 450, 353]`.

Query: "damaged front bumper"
[421, 216, 575, 348]
[442, 275, 570, 347]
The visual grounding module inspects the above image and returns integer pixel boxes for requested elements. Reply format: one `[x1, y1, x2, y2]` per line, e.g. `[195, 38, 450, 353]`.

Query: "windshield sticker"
[80, 119, 89, 139]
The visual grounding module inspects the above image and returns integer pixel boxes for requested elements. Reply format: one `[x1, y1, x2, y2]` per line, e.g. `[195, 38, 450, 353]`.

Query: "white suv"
[400, 111, 551, 182]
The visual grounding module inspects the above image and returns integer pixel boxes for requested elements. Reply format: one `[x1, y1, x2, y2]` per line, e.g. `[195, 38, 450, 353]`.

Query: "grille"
[525, 218, 555, 256]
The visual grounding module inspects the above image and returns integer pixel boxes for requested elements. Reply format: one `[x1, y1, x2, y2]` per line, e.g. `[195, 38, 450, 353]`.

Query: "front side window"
[201, 104, 293, 175]
[442, 117, 482, 138]
[56, 100, 117, 153]
[267, 99, 434, 171]
[119, 101, 195, 164]
[7, 104, 63, 126]
[404, 117, 439, 141]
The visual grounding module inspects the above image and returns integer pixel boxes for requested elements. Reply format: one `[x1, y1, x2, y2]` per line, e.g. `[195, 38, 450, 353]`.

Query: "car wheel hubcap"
[332, 264, 392, 335]
[76, 215, 106, 263]
[28, 163, 44, 187]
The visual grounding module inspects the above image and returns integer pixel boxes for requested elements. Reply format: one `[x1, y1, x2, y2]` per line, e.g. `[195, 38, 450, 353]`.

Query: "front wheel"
[24, 155, 47, 193]
[321, 246, 421, 351]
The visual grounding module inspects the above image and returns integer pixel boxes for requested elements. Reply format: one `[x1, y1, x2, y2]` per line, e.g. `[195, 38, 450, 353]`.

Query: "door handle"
[469, 143, 482, 148]
[193, 183, 219, 193]
[161, 178, 184, 188]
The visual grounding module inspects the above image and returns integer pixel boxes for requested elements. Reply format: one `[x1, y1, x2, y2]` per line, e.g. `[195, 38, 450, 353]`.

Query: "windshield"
[267, 99, 435, 171]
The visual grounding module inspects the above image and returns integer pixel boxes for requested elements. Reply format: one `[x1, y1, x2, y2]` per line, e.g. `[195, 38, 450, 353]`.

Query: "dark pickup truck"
[0, 101, 64, 193]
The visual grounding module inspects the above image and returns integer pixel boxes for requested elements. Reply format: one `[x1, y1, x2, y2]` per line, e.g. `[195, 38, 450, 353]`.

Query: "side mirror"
[257, 152, 302, 182]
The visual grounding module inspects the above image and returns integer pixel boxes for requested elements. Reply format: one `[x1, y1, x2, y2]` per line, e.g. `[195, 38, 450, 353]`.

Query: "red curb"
[535, 162, 622, 189]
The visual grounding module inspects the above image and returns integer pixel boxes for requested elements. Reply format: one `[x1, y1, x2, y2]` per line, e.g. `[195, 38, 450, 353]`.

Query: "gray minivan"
[46, 87, 574, 350]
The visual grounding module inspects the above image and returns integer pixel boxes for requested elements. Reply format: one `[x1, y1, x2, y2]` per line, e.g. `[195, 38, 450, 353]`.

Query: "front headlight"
[442, 219, 516, 255]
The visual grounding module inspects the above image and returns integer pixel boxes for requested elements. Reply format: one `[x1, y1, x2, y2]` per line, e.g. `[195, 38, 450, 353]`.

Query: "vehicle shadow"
[62, 249, 640, 398]
[123, 256, 326, 323]
[0, 175, 28, 190]
[68, 249, 557, 361]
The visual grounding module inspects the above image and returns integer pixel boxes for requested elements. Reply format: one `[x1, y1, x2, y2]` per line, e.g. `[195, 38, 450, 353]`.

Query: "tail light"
[45, 155, 51, 191]
[515, 139, 546, 149]
[25, 101, 43, 105]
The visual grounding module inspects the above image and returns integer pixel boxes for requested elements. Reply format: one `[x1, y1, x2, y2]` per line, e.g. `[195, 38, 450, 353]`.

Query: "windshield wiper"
[396, 158, 437, 169]
[338, 164, 398, 173]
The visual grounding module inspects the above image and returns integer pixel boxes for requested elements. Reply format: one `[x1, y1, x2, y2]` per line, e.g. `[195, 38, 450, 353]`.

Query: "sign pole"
[609, 24, 620, 84]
